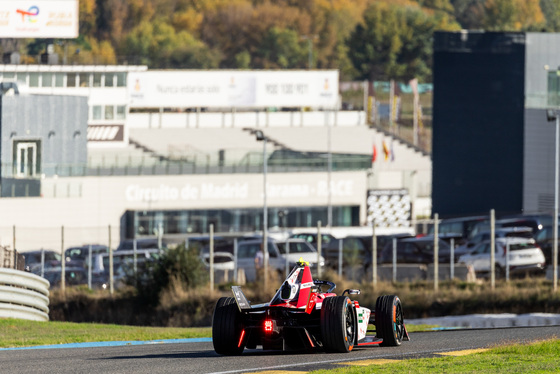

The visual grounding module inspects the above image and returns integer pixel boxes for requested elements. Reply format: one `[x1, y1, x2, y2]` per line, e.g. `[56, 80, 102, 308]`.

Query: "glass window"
[29, 73, 39, 87]
[66, 73, 76, 87]
[2, 72, 14, 80]
[15, 73, 26, 84]
[55, 73, 64, 87]
[92, 105, 102, 120]
[42, 73, 53, 87]
[116, 73, 126, 87]
[105, 73, 115, 87]
[104, 105, 114, 120]
[116, 105, 126, 120]
[79, 73, 90, 87]
[93, 73, 102, 87]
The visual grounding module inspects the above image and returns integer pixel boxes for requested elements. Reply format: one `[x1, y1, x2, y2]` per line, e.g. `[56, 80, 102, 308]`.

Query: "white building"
[0, 65, 431, 250]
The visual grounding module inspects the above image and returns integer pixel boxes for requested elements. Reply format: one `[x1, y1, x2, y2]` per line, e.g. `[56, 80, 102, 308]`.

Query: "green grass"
[311, 339, 560, 374]
[0, 318, 432, 349]
[0, 318, 211, 348]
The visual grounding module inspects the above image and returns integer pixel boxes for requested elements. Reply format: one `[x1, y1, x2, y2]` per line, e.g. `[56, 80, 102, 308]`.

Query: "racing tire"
[375, 295, 404, 347]
[212, 297, 245, 355]
[320, 296, 356, 353]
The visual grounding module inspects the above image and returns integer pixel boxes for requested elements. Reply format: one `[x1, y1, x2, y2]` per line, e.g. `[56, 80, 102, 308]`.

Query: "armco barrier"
[0, 268, 49, 321]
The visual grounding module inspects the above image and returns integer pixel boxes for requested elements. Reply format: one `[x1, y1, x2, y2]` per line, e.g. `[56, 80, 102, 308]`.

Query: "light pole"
[546, 109, 559, 293]
[301, 35, 317, 69]
[255, 130, 268, 290]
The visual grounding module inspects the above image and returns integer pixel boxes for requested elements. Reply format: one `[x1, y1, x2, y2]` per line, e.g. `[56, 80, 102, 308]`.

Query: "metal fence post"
[61, 226, 65, 292]
[41, 248, 45, 278]
[506, 241, 510, 282]
[450, 238, 455, 280]
[133, 238, 138, 286]
[490, 209, 495, 290]
[317, 221, 322, 278]
[338, 238, 343, 278]
[210, 224, 214, 292]
[88, 244, 92, 290]
[434, 213, 438, 292]
[109, 225, 113, 295]
[372, 221, 377, 289]
[285, 241, 290, 277]
[233, 238, 238, 283]
[392, 237, 397, 283]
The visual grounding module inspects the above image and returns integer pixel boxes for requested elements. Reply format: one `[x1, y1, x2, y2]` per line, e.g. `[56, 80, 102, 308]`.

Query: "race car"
[212, 260, 409, 355]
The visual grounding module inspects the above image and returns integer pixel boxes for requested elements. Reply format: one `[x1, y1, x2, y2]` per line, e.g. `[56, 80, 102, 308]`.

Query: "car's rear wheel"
[375, 295, 404, 346]
[212, 297, 245, 355]
[320, 296, 356, 353]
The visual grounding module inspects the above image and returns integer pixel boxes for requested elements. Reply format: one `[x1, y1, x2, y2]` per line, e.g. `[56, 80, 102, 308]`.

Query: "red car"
[212, 260, 409, 355]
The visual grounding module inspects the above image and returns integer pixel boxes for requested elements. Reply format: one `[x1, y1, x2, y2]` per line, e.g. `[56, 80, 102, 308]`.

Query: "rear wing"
[232, 286, 252, 312]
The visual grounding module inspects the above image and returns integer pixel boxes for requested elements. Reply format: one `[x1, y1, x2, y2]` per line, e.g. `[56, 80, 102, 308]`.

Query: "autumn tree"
[348, 1, 459, 82]
[482, 0, 545, 31]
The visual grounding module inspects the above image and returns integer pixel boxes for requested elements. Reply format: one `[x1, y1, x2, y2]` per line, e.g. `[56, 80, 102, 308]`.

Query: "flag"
[390, 140, 395, 161]
[382, 140, 390, 161]
[372, 144, 378, 163]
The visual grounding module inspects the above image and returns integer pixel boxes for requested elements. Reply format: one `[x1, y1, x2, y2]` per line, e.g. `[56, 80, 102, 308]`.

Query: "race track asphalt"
[1, 326, 559, 374]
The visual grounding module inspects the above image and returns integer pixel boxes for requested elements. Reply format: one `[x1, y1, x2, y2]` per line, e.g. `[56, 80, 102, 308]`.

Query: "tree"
[124, 19, 220, 68]
[541, 0, 560, 31]
[348, 2, 459, 82]
[255, 27, 307, 68]
[482, 0, 545, 31]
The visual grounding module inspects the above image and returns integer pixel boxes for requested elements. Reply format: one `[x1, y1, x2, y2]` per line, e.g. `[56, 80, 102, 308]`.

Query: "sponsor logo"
[17, 6, 39, 23]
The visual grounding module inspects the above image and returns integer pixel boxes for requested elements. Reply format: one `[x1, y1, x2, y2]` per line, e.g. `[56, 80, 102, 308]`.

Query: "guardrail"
[0, 268, 50, 321]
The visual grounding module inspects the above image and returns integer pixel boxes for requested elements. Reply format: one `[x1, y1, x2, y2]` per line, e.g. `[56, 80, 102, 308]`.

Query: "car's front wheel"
[375, 295, 404, 346]
[320, 296, 356, 353]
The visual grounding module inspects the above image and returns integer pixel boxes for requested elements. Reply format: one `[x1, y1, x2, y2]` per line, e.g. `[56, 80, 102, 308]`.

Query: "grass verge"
[311, 338, 560, 374]
[0, 318, 432, 349]
[0, 318, 211, 348]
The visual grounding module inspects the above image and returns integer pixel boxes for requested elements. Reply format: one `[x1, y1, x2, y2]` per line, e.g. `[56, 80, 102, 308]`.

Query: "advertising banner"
[0, 0, 78, 38]
[127, 70, 339, 109]
[366, 189, 411, 228]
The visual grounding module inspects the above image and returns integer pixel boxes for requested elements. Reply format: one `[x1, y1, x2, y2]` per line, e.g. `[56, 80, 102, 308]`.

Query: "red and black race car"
[212, 260, 409, 355]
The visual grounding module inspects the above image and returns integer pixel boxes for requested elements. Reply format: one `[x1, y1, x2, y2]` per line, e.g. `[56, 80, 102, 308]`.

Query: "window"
[42, 73, 53, 87]
[116, 73, 126, 87]
[116, 105, 126, 120]
[93, 73, 102, 87]
[66, 73, 76, 87]
[104, 105, 114, 120]
[92, 105, 102, 120]
[2, 72, 15, 80]
[55, 73, 64, 87]
[12, 140, 41, 178]
[79, 73, 90, 87]
[105, 73, 115, 87]
[29, 73, 39, 87]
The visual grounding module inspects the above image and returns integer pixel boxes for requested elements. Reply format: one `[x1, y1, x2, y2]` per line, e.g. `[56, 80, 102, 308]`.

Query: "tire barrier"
[0, 268, 50, 321]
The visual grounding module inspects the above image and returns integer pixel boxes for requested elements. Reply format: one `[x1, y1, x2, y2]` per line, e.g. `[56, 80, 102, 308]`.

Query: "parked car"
[428, 215, 488, 244]
[116, 238, 170, 251]
[93, 249, 161, 288]
[64, 244, 108, 265]
[458, 238, 546, 278]
[289, 232, 337, 249]
[469, 214, 552, 239]
[24, 249, 61, 273]
[205, 238, 324, 282]
[379, 237, 452, 264]
[532, 225, 560, 265]
[453, 227, 534, 259]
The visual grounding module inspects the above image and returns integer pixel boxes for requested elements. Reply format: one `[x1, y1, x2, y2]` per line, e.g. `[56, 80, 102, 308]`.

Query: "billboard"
[127, 70, 339, 108]
[366, 189, 411, 228]
[0, 0, 78, 38]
